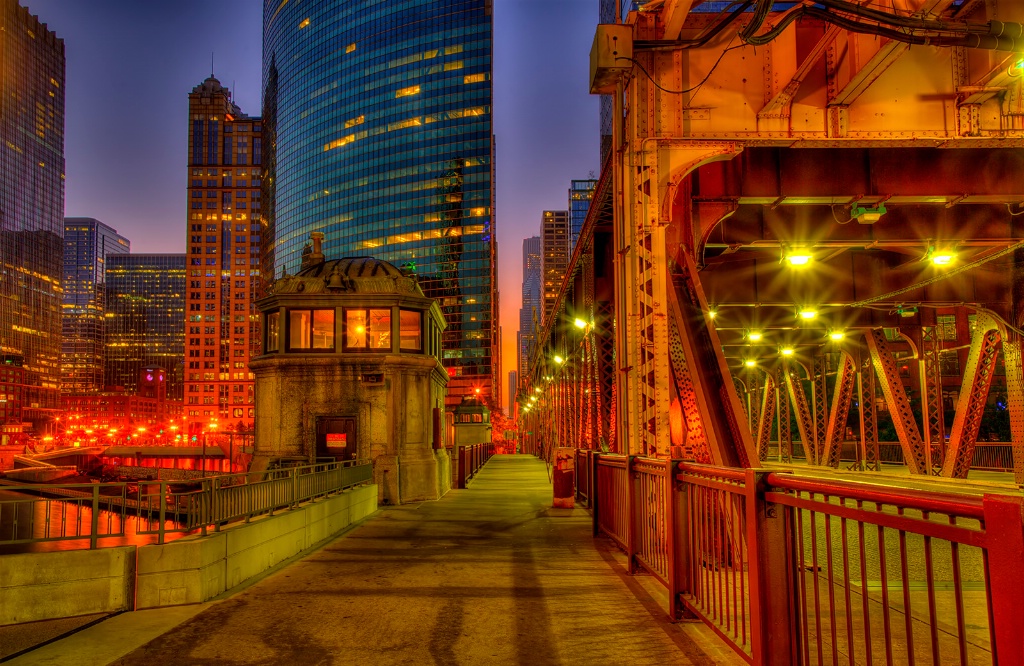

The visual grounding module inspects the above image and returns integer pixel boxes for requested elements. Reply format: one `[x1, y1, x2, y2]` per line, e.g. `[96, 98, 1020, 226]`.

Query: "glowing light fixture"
[799, 309, 818, 321]
[748, 331, 764, 342]
[785, 251, 812, 267]
[708, 309, 717, 320]
[744, 359, 757, 368]
[851, 204, 887, 224]
[573, 318, 588, 329]
[530, 396, 537, 403]
[780, 347, 795, 357]
[829, 330, 845, 342]
[930, 249, 956, 266]
[553, 355, 565, 365]
[534, 387, 542, 394]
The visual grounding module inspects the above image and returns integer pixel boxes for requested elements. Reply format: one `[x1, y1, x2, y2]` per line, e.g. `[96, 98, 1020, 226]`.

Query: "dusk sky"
[26, 0, 600, 405]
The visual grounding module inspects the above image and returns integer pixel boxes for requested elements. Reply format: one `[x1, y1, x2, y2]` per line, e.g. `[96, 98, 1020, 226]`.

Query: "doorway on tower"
[316, 416, 357, 461]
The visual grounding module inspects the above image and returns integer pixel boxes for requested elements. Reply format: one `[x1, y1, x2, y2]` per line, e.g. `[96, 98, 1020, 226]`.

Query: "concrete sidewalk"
[12, 455, 743, 665]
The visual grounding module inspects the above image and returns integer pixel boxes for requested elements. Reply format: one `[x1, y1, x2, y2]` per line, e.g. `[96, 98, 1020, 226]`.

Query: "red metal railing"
[589, 454, 1024, 665]
[456, 443, 495, 489]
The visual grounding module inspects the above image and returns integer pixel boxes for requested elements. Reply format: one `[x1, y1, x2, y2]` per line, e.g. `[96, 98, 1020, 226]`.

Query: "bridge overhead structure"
[519, 0, 1024, 483]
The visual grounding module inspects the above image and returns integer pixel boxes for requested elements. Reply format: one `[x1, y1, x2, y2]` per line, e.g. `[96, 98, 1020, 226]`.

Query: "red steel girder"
[784, 364, 816, 465]
[941, 316, 1003, 478]
[756, 372, 777, 463]
[823, 352, 857, 469]
[1002, 339, 1024, 484]
[865, 329, 930, 475]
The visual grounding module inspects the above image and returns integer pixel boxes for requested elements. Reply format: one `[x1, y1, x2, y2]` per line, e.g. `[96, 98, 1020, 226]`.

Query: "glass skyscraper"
[568, 179, 597, 256]
[518, 236, 541, 377]
[62, 218, 130, 394]
[105, 255, 186, 401]
[0, 0, 64, 427]
[263, 0, 497, 409]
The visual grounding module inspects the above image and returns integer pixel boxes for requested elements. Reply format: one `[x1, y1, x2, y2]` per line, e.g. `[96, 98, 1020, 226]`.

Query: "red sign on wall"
[326, 433, 347, 446]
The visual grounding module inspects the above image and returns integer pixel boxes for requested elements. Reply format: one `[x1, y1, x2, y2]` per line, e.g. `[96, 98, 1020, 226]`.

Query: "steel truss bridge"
[517, 2, 1024, 662]
[519, 0, 1024, 484]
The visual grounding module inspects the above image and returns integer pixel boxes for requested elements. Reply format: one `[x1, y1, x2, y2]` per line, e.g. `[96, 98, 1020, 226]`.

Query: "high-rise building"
[507, 370, 517, 415]
[62, 218, 130, 395]
[541, 211, 569, 327]
[185, 76, 263, 431]
[262, 0, 497, 409]
[105, 254, 186, 401]
[0, 1, 65, 429]
[599, 0, 616, 166]
[568, 180, 597, 256]
[517, 236, 541, 376]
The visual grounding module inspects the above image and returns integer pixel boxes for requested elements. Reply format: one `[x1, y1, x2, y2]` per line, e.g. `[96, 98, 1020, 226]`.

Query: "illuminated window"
[464, 73, 486, 84]
[344, 309, 391, 350]
[399, 310, 422, 352]
[288, 309, 335, 351]
[444, 44, 463, 55]
[444, 61, 463, 71]
[344, 115, 364, 129]
[346, 43, 356, 53]
[266, 312, 280, 352]
[298, 17, 310, 28]
[395, 85, 421, 98]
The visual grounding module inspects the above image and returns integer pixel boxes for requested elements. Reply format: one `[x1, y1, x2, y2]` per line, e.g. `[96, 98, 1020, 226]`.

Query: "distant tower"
[518, 236, 541, 376]
[541, 211, 570, 327]
[507, 370, 517, 415]
[105, 255, 186, 400]
[568, 180, 597, 255]
[185, 76, 263, 431]
[0, 0, 65, 429]
[62, 218, 130, 395]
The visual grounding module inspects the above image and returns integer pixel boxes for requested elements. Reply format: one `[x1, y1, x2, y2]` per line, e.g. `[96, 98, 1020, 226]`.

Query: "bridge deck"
[10, 454, 743, 665]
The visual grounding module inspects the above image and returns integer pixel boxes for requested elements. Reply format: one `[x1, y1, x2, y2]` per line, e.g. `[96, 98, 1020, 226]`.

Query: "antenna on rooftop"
[211, 52, 215, 78]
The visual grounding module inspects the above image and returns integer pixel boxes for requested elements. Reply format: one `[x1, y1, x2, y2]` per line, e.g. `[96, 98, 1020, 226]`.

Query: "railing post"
[665, 459, 682, 621]
[983, 494, 1024, 665]
[291, 467, 298, 509]
[212, 477, 221, 532]
[458, 446, 467, 489]
[90, 484, 100, 549]
[592, 452, 601, 537]
[626, 455, 638, 573]
[158, 481, 167, 545]
[746, 470, 795, 666]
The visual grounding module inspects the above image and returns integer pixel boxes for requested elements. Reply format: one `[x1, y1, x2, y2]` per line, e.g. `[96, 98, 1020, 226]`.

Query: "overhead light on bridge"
[784, 250, 812, 267]
[529, 396, 537, 403]
[747, 331, 763, 342]
[929, 248, 956, 266]
[534, 387, 542, 394]
[829, 330, 845, 342]
[573, 318, 588, 329]
[744, 359, 757, 368]
[798, 309, 818, 321]
[851, 204, 887, 224]
[553, 355, 565, 365]
[780, 347, 795, 357]
[708, 309, 717, 319]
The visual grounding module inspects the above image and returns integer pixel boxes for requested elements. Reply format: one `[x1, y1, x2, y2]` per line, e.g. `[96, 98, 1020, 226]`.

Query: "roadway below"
[9, 454, 742, 665]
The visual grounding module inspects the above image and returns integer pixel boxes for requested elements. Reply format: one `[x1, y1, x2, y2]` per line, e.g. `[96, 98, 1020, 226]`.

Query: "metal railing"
[575, 449, 593, 506]
[0, 460, 373, 549]
[590, 454, 1024, 665]
[456, 444, 495, 488]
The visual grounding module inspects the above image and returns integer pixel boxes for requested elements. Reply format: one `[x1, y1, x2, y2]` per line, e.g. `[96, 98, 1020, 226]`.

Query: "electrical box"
[590, 24, 633, 95]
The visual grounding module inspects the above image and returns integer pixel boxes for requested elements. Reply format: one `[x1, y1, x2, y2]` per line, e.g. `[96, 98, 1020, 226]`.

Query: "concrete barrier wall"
[0, 547, 135, 625]
[0, 484, 377, 624]
[135, 484, 377, 609]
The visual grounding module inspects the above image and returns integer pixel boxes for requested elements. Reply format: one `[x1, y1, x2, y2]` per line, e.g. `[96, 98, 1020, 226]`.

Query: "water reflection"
[0, 489, 187, 554]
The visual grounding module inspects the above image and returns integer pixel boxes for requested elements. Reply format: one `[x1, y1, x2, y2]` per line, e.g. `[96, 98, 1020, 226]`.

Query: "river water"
[0, 488, 183, 554]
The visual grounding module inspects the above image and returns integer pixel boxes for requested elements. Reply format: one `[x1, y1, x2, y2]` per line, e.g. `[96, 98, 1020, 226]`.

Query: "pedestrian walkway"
[12, 455, 743, 665]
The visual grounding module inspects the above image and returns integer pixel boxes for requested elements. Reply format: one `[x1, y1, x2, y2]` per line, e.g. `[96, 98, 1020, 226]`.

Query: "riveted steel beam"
[785, 363, 816, 465]
[941, 315, 1003, 478]
[776, 366, 793, 464]
[856, 352, 880, 472]
[1002, 339, 1024, 484]
[823, 352, 857, 468]
[865, 328, 930, 474]
[756, 372, 777, 463]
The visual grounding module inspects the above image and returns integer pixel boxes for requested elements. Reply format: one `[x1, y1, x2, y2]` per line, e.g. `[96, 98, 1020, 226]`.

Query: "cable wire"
[618, 43, 744, 95]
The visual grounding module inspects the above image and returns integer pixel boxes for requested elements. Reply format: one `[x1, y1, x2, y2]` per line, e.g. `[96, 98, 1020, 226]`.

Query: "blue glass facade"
[263, 0, 496, 408]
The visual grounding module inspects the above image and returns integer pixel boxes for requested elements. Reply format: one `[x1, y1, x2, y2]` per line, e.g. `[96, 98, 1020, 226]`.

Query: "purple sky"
[26, 0, 600, 405]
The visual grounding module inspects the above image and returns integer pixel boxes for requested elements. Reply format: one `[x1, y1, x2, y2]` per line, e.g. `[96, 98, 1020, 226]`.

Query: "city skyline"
[25, 0, 601, 406]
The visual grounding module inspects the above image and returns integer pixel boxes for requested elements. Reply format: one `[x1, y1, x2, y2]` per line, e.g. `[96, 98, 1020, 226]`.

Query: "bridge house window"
[345, 308, 391, 350]
[265, 312, 280, 352]
[288, 309, 335, 350]
[399, 309, 422, 351]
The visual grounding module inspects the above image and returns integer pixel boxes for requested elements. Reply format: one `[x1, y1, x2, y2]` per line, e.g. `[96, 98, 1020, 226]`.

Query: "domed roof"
[296, 256, 405, 280]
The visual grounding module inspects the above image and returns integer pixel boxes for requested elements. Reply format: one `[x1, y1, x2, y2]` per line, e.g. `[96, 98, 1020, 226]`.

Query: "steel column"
[866, 329, 930, 475]
[823, 352, 857, 469]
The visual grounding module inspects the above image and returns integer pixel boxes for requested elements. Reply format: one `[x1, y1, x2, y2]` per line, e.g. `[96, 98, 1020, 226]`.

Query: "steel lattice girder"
[756, 372, 777, 463]
[857, 354, 881, 472]
[865, 329, 931, 475]
[784, 364, 816, 465]
[812, 355, 828, 467]
[1002, 340, 1024, 484]
[941, 315, 1003, 478]
[776, 367, 793, 463]
[823, 352, 857, 468]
